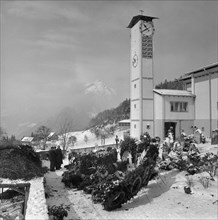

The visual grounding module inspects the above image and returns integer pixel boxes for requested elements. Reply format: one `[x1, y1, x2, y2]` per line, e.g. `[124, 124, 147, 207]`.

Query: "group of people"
[162, 126, 204, 162]
[48, 145, 63, 171]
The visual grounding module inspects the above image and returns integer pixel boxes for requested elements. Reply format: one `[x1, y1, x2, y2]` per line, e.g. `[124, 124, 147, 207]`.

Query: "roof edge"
[153, 89, 196, 97]
[182, 62, 218, 79]
[127, 15, 158, 28]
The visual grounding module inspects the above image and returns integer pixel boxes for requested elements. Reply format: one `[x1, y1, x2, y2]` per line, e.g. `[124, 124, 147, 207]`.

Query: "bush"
[48, 205, 68, 220]
[0, 145, 43, 180]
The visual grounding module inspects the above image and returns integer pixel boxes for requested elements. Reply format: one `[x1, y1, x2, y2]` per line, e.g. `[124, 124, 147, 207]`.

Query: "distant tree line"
[89, 98, 130, 128]
[155, 78, 184, 90]
[88, 99, 130, 140]
[0, 126, 21, 146]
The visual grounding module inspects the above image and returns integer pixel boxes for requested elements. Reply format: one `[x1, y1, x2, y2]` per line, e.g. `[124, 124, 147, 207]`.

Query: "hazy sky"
[1, 1, 217, 135]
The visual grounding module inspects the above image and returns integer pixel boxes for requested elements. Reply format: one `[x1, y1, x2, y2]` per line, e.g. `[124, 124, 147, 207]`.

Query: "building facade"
[153, 89, 195, 140]
[128, 14, 218, 140]
[180, 63, 218, 138]
[128, 15, 158, 139]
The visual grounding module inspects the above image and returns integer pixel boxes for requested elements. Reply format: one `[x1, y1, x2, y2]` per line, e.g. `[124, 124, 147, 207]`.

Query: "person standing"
[56, 145, 63, 170]
[195, 128, 203, 143]
[168, 129, 174, 151]
[146, 138, 159, 161]
[115, 135, 119, 148]
[49, 147, 57, 171]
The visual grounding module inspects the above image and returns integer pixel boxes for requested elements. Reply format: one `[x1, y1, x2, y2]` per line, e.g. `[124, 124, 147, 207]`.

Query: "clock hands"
[142, 24, 150, 33]
[141, 23, 154, 35]
[132, 58, 136, 65]
[132, 54, 138, 67]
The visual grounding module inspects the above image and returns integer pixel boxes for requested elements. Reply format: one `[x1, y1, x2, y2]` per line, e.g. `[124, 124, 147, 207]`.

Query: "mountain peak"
[84, 80, 116, 96]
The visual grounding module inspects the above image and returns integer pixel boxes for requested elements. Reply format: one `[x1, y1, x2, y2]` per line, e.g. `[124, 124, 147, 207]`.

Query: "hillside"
[88, 99, 130, 128]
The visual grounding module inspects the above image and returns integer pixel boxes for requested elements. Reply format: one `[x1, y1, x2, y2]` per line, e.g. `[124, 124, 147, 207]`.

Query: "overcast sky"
[1, 1, 217, 135]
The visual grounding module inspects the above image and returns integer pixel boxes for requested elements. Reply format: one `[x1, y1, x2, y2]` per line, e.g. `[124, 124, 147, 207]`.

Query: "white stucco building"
[180, 63, 218, 138]
[153, 89, 195, 139]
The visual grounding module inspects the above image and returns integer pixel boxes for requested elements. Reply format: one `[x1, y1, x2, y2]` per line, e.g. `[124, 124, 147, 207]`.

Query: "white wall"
[130, 121, 140, 140]
[142, 100, 154, 119]
[195, 75, 210, 120]
[131, 80, 140, 100]
[130, 21, 142, 81]
[154, 93, 164, 138]
[142, 78, 153, 98]
[143, 121, 154, 137]
[130, 20, 142, 139]
[164, 96, 194, 120]
[142, 58, 153, 78]
[194, 72, 218, 136]
[131, 100, 140, 120]
[211, 73, 218, 121]
[154, 93, 163, 119]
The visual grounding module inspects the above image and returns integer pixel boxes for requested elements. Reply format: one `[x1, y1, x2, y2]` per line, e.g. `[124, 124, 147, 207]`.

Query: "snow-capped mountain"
[84, 80, 117, 118]
[84, 80, 116, 96]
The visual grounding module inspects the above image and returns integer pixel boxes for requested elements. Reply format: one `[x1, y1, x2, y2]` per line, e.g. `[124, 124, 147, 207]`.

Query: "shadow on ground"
[117, 169, 179, 211]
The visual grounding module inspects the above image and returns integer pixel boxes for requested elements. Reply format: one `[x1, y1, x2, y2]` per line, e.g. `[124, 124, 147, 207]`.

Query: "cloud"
[35, 38, 75, 50]
[34, 29, 81, 50]
[6, 1, 89, 23]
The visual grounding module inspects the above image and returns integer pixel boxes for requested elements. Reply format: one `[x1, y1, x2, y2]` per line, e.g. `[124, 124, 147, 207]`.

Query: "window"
[134, 84, 136, 88]
[134, 124, 136, 128]
[170, 102, 188, 112]
[134, 104, 136, 109]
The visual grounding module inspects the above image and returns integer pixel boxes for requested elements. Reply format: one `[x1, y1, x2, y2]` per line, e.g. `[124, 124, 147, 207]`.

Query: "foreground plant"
[48, 205, 68, 220]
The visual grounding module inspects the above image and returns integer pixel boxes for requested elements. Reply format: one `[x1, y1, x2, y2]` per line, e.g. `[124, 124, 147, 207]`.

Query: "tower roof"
[127, 15, 158, 28]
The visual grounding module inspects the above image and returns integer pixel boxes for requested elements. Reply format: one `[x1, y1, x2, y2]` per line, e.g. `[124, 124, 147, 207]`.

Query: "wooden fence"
[0, 183, 30, 219]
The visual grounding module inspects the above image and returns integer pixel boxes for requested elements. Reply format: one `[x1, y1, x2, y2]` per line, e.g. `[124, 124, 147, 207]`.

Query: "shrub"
[48, 205, 68, 220]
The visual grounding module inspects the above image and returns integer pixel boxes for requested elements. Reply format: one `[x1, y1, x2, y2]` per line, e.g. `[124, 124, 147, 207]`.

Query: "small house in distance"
[118, 119, 130, 131]
[47, 132, 59, 141]
[21, 137, 34, 146]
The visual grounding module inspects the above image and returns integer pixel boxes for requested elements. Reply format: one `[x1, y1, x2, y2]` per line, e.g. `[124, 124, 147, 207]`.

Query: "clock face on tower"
[141, 21, 154, 36]
[132, 54, 138, 68]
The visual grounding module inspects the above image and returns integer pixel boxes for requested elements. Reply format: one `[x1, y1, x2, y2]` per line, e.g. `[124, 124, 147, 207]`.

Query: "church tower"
[127, 14, 158, 140]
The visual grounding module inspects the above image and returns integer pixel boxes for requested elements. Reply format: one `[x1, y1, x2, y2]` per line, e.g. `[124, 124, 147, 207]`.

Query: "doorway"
[164, 122, 177, 139]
